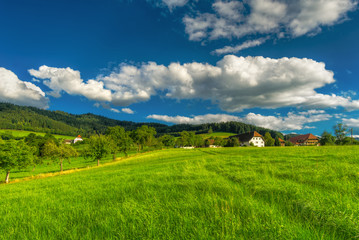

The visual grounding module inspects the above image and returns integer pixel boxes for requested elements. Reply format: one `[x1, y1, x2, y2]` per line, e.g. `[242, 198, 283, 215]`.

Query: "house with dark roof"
[229, 131, 265, 147]
[289, 133, 319, 146]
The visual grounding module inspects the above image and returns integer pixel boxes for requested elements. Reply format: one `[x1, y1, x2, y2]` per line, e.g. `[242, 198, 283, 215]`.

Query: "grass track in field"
[0, 146, 358, 239]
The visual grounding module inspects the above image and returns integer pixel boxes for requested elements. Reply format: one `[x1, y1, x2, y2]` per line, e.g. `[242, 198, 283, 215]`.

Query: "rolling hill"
[0, 102, 282, 138]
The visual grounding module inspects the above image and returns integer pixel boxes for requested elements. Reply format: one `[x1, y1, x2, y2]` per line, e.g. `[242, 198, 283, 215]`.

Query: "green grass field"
[0, 146, 358, 239]
[0, 129, 75, 139]
[199, 132, 236, 138]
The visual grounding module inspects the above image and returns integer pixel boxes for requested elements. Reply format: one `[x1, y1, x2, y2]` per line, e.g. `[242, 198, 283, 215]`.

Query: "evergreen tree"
[208, 127, 213, 134]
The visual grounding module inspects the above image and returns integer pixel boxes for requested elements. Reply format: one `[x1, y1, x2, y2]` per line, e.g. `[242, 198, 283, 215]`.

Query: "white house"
[229, 131, 265, 147]
[73, 135, 83, 144]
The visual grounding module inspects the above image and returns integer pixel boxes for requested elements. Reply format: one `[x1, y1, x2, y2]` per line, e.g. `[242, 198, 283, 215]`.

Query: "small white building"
[73, 135, 83, 144]
[229, 131, 265, 147]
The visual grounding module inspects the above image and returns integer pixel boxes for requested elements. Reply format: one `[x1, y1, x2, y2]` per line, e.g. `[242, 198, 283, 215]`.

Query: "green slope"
[0, 129, 75, 139]
[0, 102, 283, 138]
[1, 146, 358, 239]
[0, 102, 168, 136]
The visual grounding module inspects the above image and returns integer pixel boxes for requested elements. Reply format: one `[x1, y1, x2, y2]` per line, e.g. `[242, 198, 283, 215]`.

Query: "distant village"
[226, 131, 319, 148]
[64, 131, 320, 149]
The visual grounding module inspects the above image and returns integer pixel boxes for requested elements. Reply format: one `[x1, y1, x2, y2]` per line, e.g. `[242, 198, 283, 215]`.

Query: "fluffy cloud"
[147, 113, 241, 124]
[95, 102, 134, 114]
[110, 108, 121, 113]
[110, 107, 134, 114]
[29, 66, 112, 102]
[122, 108, 134, 114]
[28, 56, 359, 112]
[101, 55, 359, 112]
[242, 111, 332, 131]
[342, 118, 359, 127]
[212, 38, 268, 55]
[183, 0, 357, 43]
[0, 67, 49, 109]
[147, 110, 332, 131]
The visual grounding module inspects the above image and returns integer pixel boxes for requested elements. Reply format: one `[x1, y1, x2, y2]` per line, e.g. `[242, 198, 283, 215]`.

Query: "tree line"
[0, 102, 283, 137]
[1, 122, 358, 183]
[0, 123, 283, 183]
[319, 123, 359, 145]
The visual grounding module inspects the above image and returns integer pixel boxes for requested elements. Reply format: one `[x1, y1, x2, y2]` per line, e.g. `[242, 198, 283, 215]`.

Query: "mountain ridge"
[0, 102, 283, 138]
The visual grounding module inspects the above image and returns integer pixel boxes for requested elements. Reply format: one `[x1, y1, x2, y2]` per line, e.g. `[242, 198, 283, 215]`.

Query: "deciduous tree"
[320, 131, 336, 146]
[42, 141, 78, 171]
[106, 126, 133, 159]
[0, 140, 35, 183]
[131, 125, 156, 151]
[333, 123, 347, 145]
[158, 134, 175, 148]
[86, 135, 110, 166]
[264, 132, 274, 147]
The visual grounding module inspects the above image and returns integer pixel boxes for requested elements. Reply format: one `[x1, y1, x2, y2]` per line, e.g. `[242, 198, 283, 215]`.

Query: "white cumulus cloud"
[122, 108, 134, 114]
[183, 0, 357, 44]
[110, 108, 121, 113]
[27, 55, 359, 113]
[101, 55, 359, 112]
[343, 118, 359, 127]
[0, 67, 49, 109]
[242, 111, 332, 131]
[29, 66, 112, 102]
[147, 113, 241, 124]
[147, 110, 332, 131]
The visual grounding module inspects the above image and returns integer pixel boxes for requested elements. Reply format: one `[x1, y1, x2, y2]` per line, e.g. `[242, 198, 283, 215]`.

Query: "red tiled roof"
[289, 133, 318, 144]
[278, 138, 285, 143]
[253, 131, 262, 137]
[77, 135, 82, 138]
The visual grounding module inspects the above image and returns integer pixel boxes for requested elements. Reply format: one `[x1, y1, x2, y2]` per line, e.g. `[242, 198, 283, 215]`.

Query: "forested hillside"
[0, 102, 282, 138]
[0, 103, 167, 136]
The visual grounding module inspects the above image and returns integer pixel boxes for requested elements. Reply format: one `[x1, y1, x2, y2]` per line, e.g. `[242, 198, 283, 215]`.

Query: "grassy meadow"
[199, 132, 236, 138]
[0, 146, 358, 239]
[0, 129, 75, 139]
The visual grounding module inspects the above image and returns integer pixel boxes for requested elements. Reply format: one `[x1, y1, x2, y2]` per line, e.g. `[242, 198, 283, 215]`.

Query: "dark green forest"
[0, 102, 282, 138]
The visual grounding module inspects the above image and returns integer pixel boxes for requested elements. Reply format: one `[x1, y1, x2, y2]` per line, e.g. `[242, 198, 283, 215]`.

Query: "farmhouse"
[73, 135, 83, 144]
[229, 131, 265, 147]
[278, 138, 285, 147]
[289, 133, 319, 146]
[205, 138, 221, 148]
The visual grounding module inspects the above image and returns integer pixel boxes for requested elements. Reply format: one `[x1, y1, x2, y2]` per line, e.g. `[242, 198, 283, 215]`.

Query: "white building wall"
[73, 137, 83, 144]
[249, 137, 265, 147]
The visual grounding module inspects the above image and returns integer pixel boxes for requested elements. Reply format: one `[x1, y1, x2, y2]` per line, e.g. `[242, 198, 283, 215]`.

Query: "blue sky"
[1, 0, 359, 136]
